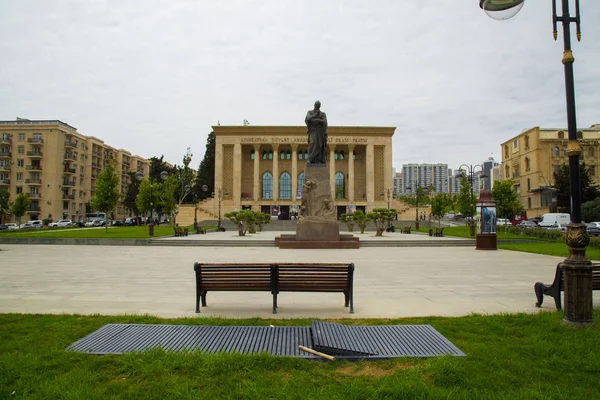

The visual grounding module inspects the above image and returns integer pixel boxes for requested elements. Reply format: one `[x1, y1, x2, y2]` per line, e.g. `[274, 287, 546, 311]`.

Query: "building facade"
[501, 124, 600, 217]
[213, 125, 395, 218]
[402, 163, 449, 194]
[482, 157, 499, 190]
[0, 119, 149, 223]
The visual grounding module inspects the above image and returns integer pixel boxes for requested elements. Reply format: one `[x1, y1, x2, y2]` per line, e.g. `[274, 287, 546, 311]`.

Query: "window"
[262, 151, 267, 160]
[80, 155, 84, 162]
[513, 139, 518, 149]
[280, 151, 285, 160]
[588, 147, 595, 157]
[33, 133, 42, 141]
[504, 145, 509, 158]
[304, 151, 308, 159]
[505, 165, 509, 177]
[250, 150, 255, 160]
[298, 152, 303, 160]
[286, 151, 291, 160]
[528, 197, 532, 209]
[262, 172, 272, 199]
[524, 136, 529, 149]
[268, 151, 273, 160]
[334, 152, 338, 160]
[525, 157, 530, 171]
[527, 178, 531, 191]
[80, 166, 84, 175]
[558, 131, 565, 139]
[335, 172, 345, 199]
[577, 131, 583, 139]
[63, 201, 69, 210]
[552, 146, 559, 157]
[279, 172, 291, 199]
[18, 134, 24, 141]
[16, 172, 22, 181]
[563, 147, 567, 156]
[16, 186, 22, 194]
[17, 159, 24, 167]
[353, 152, 356, 160]
[18, 145, 24, 154]
[298, 172, 304, 198]
[590, 166, 596, 176]
[553, 165, 560, 175]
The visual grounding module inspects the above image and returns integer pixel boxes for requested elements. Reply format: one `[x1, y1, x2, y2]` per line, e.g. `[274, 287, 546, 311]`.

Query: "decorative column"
[253, 144, 260, 202]
[366, 143, 375, 209]
[272, 144, 279, 201]
[233, 143, 242, 210]
[291, 144, 298, 202]
[329, 144, 336, 197]
[348, 144, 355, 203]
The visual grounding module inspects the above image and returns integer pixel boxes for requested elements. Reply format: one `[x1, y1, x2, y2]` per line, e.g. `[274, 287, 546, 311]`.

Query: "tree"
[135, 179, 154, 216]
[0, 189, 9, 224]
[224, 210, 256, 236]
[90, 162, 120, 231]
[123, 171, 141, 217]
[553, 162, 600, 213]
[159, 175, 177, 222]
[366, 208, 396, 236]
[9, 193, 30, 228]
[455, 173, 473, 218]
[255, 212, 271, 232]
[430, 193, 446, 227]
[352, 210, 370, 234]
[583, 198, 600, 222]
[340, 213, 355, 232]
[172, 148, 196, 225]
[193, 131, 215, 201]
[148, 155, 176, 183]
[492, 180, 521, 220]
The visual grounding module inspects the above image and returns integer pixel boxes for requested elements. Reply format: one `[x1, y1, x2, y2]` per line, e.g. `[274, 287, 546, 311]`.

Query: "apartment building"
[500, 124, 600, 217]
[0, 119, 149, 223]
[402, 163, 449, 194]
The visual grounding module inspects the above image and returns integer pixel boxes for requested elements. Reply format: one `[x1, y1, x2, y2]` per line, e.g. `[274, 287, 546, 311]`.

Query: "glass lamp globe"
[480, 0, 525, 20]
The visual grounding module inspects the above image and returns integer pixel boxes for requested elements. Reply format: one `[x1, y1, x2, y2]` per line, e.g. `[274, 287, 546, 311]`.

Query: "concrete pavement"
[2, 242, 595, 319]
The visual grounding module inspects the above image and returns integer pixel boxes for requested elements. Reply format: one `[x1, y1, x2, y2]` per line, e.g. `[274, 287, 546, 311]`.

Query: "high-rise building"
[392, 168, 403, 195]
[401, 163, 449, 194]
[0, 119, 149, 223]
[500, 124, 600, 217]
[482, 157, 499, 190]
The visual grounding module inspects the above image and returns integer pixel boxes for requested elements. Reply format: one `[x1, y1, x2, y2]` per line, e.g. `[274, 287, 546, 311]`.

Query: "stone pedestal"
[476, 234, 497, 250]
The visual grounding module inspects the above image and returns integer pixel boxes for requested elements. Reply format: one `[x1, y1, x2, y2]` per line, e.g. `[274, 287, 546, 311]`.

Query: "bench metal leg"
[349, 289, 354, 314]
[344, 291, 349, 307]
[534, 282, 562, 310]
[272, 292, 278, 314]
[201, 291, 207, 307]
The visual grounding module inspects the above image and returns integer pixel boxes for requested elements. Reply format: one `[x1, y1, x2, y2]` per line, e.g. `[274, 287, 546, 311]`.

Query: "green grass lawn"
[1, 312, 599, 399]
[0, 225, 202, 239]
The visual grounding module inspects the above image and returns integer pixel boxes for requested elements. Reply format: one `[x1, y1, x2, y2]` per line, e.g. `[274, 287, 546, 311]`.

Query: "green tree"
[123, 171, 140, 217]
[193, 131, 215, 201]
[0, 189, 9, 223]
[351, 210, 370, 234]
[90, 162, 120, 231]
[9, 193, 31, 228]
[340, 213, 355, 232]
[224, 210, 256, 236]
[455, 173, 473, 218]
[366, 208, 396, 236]
[583, 198, 600, 222]
[255, 212, 271, 232]
[553, 162, 600, 213]
[148, 155, 176, 183]
[159, 175, 177, 222]
[492, 180, 521, 219]
[135, 179, 154, 216]
[175, 147, 195, 205]
[430, 193, 446, 227]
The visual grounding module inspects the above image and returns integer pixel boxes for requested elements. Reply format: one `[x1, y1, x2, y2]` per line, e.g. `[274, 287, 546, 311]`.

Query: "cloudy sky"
[1, 1, 598, 172]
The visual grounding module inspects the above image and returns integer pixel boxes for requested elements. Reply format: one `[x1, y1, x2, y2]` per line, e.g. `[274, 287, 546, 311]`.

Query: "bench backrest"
[557, 263, 600, 290]
[276, 263, 354, 292]
[194, 263, 273, 291]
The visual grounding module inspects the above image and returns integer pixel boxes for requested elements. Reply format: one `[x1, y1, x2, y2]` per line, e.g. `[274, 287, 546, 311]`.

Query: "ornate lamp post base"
[562, 223, 595, 327]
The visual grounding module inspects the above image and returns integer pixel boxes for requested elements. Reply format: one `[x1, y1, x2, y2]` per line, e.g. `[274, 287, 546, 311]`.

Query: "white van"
[539, 213, 571, 228]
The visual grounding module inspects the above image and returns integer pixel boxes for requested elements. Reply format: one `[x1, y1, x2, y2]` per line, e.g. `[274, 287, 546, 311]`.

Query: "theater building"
[213, 125, 395, 218]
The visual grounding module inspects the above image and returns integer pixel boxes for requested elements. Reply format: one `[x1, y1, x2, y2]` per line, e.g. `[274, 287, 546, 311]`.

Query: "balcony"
[0, 165, 10, 171]
[63, 167, 76, 174]
[92, 162, 99, 169]
[64, 153, 77, 161]
[0, 179, 9, 185]
[26, 151, 43, 158]
[1, 137, 11, 144]
[62, 194, 75, 200]
[25, 179, 41, 185]
[0, 152, 11, 159]
[28, 137, 43, 144]
[63, 179, 76, 187]
[26, 165, 42, 171]
[26, 193, 41, 199]
[65, 140, 78, 148]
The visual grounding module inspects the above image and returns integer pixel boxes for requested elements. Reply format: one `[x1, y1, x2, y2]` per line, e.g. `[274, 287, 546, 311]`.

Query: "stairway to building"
[176, 199, 219, 226]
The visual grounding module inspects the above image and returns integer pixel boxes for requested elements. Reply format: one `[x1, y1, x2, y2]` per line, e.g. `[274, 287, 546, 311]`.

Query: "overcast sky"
[1, 1, 598, 173]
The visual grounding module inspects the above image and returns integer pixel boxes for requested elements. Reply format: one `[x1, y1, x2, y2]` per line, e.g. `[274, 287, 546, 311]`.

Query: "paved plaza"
[3, 232, 597, 319]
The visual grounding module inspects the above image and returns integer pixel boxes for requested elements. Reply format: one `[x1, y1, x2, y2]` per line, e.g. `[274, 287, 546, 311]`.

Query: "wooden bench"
[401, 226, 411, 234]
[194, 262, 354, 314]
[534, 263, 600, 310]
[173, 227, 188, 237]
[433, 227, 444, 237]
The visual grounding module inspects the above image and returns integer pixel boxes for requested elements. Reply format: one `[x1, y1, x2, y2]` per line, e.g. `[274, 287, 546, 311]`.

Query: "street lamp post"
[459, 164, 486, 237]
[479, 0, 593, 327]
[212, 188, 228, 232]
[135, 170, 168, 237]
[194, 184, 209, 231]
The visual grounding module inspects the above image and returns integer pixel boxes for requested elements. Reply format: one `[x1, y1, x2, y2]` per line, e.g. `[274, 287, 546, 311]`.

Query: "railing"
[26, 193, 41, 199]
[62, 194, 75, 200]
[63, 168, 76, 174]
[64, 153, 77, 161]
[27, 138, 43, 144]
[26, 151, 43, 157]
[28, 206, 41, 212]
[0, 179, 9, 185]
[0, 152, 12, 158]
[26, 165, 42, 171]
[0, 165, 10, 171]
[1, 138, 11, 144]
[65, 140, 78, 147]
[63, 180, 76, 186]
[25, 179, 41, 184]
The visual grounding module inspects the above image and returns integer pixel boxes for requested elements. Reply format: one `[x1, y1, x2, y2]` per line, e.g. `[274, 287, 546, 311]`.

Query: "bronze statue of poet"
[305, 100, 328, 164]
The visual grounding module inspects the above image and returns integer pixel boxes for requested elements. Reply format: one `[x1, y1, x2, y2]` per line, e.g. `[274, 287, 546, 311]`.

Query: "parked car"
[49, 219, 73, 228]
[123, 217, 138, 226]
[111, 220, 123, 226]
[73, 221, 85, 227]
[539, 213, 571, 229]
[21, 220, 43, 229]
[0, 224, 7, 230]
[84, 220, 95, 227]
[517, 220, 539, 228]
[496, 218, 511, 226]
[547, 222, 568, 232]
[587, 222, 600, 236]
[6, 223, 18, 230]
[92, 220, 106, 227]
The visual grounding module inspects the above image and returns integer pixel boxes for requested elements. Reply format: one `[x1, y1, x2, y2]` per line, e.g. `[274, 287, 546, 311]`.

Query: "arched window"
[335, 172, 345, 199]
[558, 131, 565, 139]
[524, 136, 529, 149]
[334, 152, 338, 160]
[280, 151, 285, 160]
[525, 157, 530, 171]
[250, 150, 255, 160]
[589, 147, 595, 157]
[353, 152, 356, 160]
[262, 172, 272, 199]
[552, 146, 559, 157]
[298, 172, 304, 198]
[505, 165, 510, 178]
[504, 145, 509, 157]
[268, 151, 273, 160]
[262, 151, 267, 160]
[279, 172, 291, 199]
[286, 151, 291, 160]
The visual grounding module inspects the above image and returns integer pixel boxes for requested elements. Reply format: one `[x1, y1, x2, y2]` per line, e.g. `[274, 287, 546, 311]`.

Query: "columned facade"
[214, 125, 395, 216]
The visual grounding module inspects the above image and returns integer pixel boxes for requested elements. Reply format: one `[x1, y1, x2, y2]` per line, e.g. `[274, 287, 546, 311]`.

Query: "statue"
[305, 100, 328, 164]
